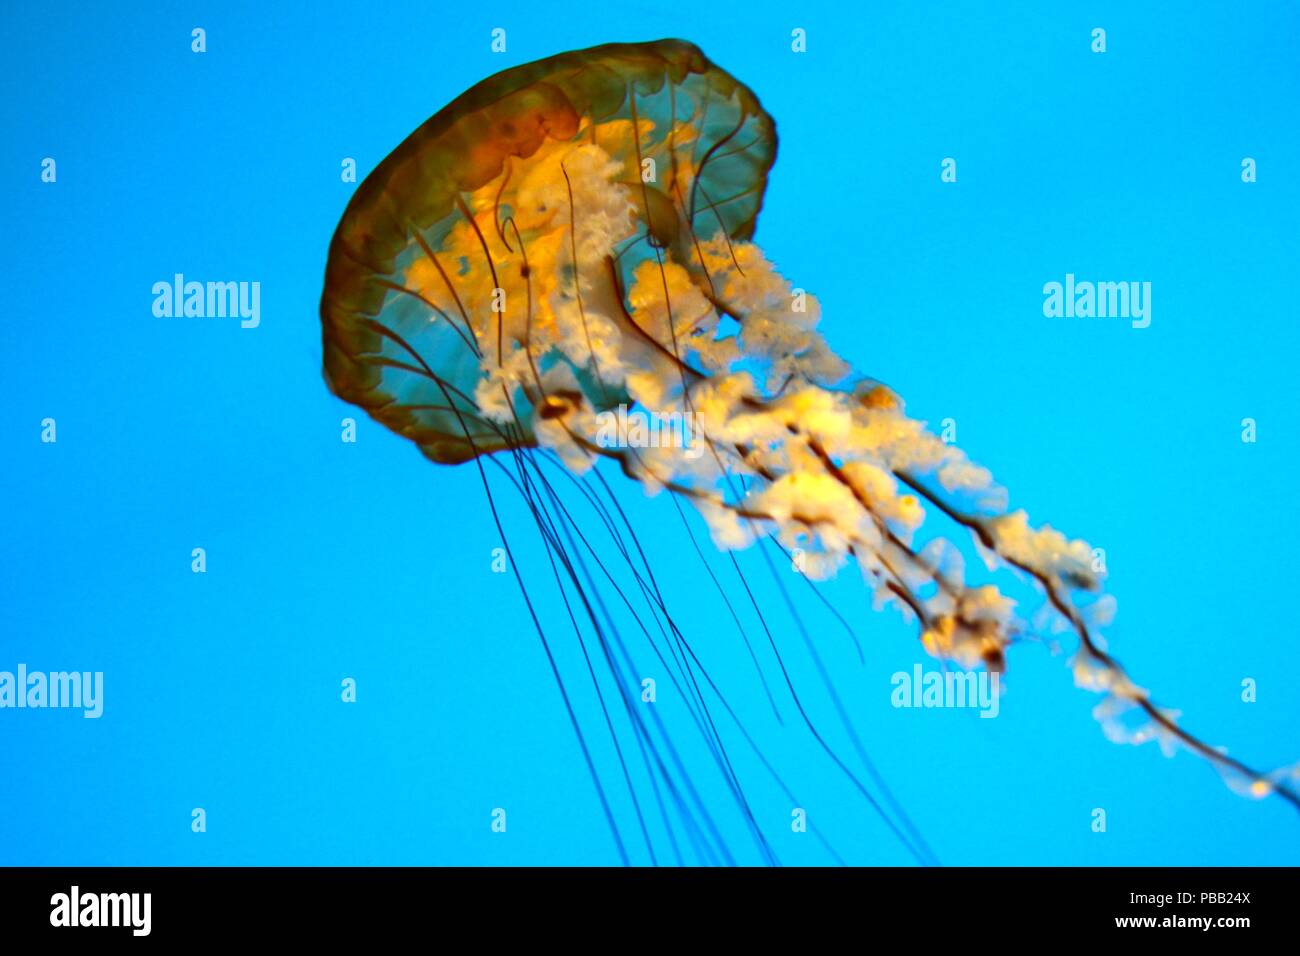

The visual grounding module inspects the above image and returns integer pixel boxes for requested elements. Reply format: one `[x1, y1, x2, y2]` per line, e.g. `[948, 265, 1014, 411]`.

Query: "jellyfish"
[319, 39, 1299, 864]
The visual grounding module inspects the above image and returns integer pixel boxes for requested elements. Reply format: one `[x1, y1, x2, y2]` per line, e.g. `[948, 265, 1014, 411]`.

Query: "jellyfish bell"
[320, 39, 1300, 864]
[321, 39, 778, 466]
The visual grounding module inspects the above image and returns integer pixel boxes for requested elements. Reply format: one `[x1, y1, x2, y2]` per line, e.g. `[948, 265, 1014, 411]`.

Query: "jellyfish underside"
[320, 40, 1298, 863]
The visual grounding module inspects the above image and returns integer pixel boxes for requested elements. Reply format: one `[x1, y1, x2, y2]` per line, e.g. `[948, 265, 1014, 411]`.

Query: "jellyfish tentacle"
[409, 229, 482, 359]
[562, 436, 941, 864]
[492, 158, 515, 251]
[766, 534, 866, 667]
[673, 495, 788, 723]
[519, 458, 664, 864]
[453, 194, 507, 366]
[489, 421, 704, 864]
[558, 444, 789, 728]
[894, 471, 1300, 812]
[500, 216, 548, 403]
[654, 409, 941, 862]
[708, 430, 941, 864]
[687, 109, 748, 229]
[692, 185, 748, 276]
[577, 463, 858, 862]
[515, 439, 758, 864]
[538, 462, 782, 866]
[503, 384, 777, 864]
[370, 277, 480, 357]
[441, 394, 633, 864]
[584, 474, 846, 864]
[365, 320, 641, 859]
[538, 442, 883, 868]
[603, 255, 707, 381]
[724, 385, 1300, 809]
[559, 160, 611, 407]
[753, 537, 941, 867]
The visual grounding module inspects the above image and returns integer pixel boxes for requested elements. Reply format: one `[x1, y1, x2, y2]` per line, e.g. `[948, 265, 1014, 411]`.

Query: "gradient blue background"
[3, 1, 1298, 865]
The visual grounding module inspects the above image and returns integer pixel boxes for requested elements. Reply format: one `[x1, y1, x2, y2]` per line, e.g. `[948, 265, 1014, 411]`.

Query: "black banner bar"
[0, 866, 1291, 942]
